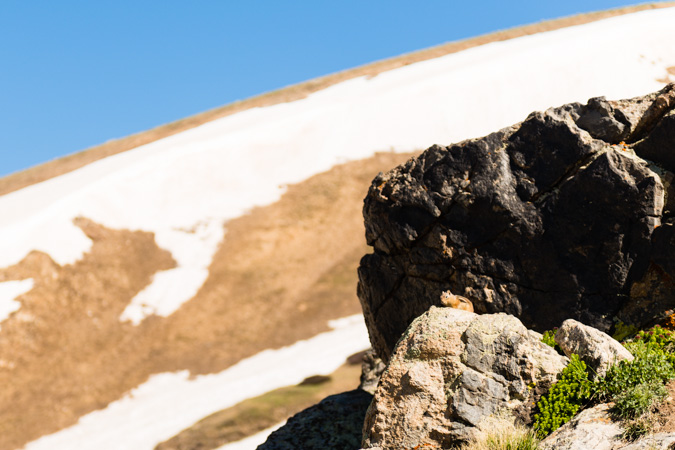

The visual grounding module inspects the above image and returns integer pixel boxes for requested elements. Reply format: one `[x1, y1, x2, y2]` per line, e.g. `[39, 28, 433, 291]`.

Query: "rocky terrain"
[262, 85, 675, 449]
[3, 6, 675, 449]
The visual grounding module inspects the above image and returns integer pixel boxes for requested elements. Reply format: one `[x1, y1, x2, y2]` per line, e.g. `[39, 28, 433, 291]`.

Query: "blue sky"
[0, 1, 665, 177]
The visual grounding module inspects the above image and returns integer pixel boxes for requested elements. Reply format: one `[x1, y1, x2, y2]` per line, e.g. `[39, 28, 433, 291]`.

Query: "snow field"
[23, 315, 370, 450]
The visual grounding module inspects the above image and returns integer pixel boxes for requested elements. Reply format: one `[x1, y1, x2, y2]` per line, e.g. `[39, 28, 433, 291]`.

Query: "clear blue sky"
[0, 1, 665, 177]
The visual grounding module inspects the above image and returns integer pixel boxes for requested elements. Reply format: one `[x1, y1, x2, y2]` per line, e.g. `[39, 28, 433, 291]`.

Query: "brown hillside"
[0, 151, 414, 450]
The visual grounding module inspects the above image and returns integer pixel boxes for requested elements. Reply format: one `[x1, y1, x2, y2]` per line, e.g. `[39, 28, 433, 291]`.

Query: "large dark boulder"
[358, 84, 675, 361]
[258, 389, 373, 450]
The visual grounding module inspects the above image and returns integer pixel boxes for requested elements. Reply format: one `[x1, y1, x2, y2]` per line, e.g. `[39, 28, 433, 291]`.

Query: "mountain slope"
[2, 5, 675, 450]
[1, 2, 672, 198]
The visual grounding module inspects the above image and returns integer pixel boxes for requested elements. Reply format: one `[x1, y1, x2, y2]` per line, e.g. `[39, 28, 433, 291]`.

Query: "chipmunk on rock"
[439, 290, 474, 312]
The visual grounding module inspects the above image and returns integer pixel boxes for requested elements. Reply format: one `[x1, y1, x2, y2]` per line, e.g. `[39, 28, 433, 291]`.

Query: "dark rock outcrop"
[258, 389, 373, 450]
[358, 84, 675, 361]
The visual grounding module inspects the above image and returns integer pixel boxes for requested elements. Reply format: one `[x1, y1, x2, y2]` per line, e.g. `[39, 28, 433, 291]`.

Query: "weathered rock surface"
[555, 318, 634, 378]
[539, 403, 623, 450]
[258, 389, 373, 450]
[618, 432, 675, 449]
[358, 84, 675, 361]
[539, 402, 675, 450]
[361, 307, 566, 449]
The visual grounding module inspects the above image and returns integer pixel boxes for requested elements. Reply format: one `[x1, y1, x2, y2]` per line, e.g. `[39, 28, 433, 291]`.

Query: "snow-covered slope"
[3, 7, 675, 450]
[2, 8, 675, 324]
[23, 316, 369, 450]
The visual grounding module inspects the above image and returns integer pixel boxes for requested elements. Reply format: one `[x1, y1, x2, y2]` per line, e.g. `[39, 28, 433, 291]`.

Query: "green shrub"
[533, 354, 595, 438]
[631, 326, 675, 367]
[541, 329, 564, 355]
[533, 326, 675, 440]
[613, 381, 667, 419]
[599, 341, 675, 400]
[541, 329, 556, 348]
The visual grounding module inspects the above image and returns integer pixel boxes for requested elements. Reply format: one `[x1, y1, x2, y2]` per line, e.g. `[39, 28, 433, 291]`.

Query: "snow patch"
[23, 315, 370, 450]
[0, 279, 33, 325]
[120, 220, 224, 324]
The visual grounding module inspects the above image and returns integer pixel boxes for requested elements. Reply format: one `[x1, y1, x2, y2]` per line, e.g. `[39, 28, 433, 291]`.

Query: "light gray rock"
[539, 403, 623, 450]
[618, 432, 675, 449]
[361, 307, 567, 449]
[555, 318, 634, 377]
[540, 405, 675, 449]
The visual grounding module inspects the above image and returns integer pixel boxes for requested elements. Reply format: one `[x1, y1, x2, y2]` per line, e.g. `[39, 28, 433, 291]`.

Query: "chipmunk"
[440, 290, 474, 312]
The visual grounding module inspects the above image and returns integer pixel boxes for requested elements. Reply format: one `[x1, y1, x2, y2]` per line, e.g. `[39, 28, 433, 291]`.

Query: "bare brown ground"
[0, 151, 413, 450]
[0, 3, 673, 197]
[653, 379, 675, 432]
[0, 219, 177, 444]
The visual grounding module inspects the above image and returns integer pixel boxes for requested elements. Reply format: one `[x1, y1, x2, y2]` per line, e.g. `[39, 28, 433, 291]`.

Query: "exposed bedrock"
[358, 84, 675, 361]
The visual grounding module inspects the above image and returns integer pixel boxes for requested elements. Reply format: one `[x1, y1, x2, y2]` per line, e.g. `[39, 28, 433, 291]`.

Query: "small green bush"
[541, 329, 557, 348]
[632, 325, 675, 367]
[533, 354, 595, 438]
[599, 341, 675, 400]
[541, 329, 564, 355]
[534, 327, 675, 439]
[613, 381, 667, 419]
